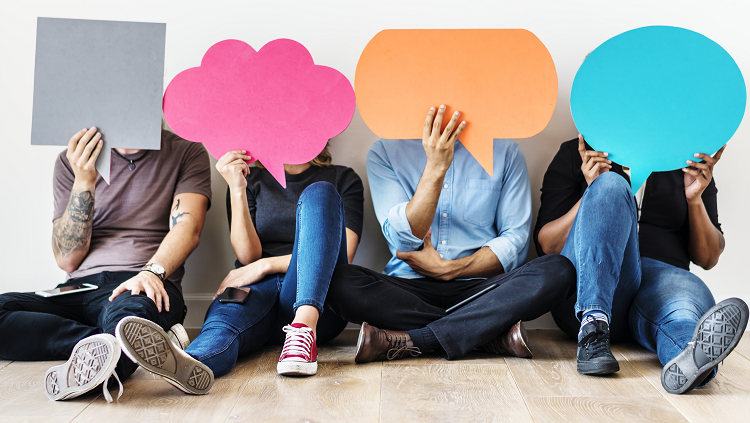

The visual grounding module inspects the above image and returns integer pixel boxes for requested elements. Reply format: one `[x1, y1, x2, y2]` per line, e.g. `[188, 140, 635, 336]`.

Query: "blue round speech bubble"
[571, 26, 746, 191]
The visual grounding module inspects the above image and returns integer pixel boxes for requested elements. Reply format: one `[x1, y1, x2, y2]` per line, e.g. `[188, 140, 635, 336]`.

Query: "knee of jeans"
[104, 293, 159, 325]
[300, 181, 340, 204]
[588, 172, 631, 199]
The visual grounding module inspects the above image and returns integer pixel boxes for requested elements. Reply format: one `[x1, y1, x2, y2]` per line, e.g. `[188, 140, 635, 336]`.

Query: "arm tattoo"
[53, 189, 94, 257]
[170, 198, 190, 228]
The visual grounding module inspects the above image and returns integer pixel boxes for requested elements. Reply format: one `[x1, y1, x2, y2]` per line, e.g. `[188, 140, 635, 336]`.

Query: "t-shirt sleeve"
[52, 150, 75, 221]
[534, 142, 581, 256]
[175, 141, 212, 209]
[701, 177, 722, 233]
[337, 167, 365, 239]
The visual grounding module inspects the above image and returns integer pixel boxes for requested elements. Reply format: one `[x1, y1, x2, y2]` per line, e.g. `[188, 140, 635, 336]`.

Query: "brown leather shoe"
[481, 320, 532, 358]
[354, 322, 422, 363]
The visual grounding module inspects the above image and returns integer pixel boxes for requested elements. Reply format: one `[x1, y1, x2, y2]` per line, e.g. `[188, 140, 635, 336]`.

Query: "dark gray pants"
[327, 254, 576, 359]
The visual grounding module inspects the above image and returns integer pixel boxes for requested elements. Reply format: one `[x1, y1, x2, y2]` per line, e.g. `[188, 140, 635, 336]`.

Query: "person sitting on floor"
[326, 105, 577, 363]
[534, 134, 748, 394]
[0, 127, 211, 401]
[115, 143, 364, 390]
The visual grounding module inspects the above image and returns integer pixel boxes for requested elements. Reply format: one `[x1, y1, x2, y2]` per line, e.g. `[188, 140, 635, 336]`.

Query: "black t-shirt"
[227, 164, 364, 267]
[534, 139, 721, 270]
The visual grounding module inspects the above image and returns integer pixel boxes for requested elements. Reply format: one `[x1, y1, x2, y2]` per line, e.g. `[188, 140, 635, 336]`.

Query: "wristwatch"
[141, 263, 166, 281]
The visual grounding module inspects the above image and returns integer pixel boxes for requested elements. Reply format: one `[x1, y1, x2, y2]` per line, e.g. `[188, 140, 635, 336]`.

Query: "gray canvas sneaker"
[44, 334, 123, 402]
[661, 297, 748, 394]
[116, 316, 213, 395]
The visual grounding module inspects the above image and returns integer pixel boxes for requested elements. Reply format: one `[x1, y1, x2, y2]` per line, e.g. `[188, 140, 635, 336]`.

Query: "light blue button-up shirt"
[367, 138, 531, 279]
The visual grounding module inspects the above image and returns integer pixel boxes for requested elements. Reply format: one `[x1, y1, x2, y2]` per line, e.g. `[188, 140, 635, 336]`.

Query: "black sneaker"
[577, 320, 620, 375]
[661, 297, 749, 394]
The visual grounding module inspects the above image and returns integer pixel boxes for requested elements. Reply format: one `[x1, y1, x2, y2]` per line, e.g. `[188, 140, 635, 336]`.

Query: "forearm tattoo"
[170, 198, 190, 228]
[53, 190, 94, 257]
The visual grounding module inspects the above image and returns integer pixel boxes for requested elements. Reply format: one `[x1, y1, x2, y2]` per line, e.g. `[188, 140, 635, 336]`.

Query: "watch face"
[151, 263, 165, 274]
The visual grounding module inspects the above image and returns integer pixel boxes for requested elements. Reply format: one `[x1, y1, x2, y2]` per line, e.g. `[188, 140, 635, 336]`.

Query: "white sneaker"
[167, 323, 191, 350]
[115, 316, 213, 395]
[44, 334, 123, 402]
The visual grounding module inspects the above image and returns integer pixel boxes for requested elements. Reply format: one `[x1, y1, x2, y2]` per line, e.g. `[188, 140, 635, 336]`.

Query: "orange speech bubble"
[355, 29, 557, 176]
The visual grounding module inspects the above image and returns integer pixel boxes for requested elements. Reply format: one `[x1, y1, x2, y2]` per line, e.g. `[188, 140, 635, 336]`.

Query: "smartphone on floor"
[35, 283, 99, 297]
[219, 287, 252, 304]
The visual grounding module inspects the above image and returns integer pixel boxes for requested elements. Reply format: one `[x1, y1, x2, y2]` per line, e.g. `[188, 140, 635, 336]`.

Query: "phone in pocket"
[218, 287, 251, 304]
[35, 283, 99, 297]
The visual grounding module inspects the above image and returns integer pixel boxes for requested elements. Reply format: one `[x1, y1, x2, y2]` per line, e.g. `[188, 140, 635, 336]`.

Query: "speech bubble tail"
[628, 167, 650, 196]
[459, 136, 494, 178]
[262, 160, 287, 189]
[95, 144, 112, 185]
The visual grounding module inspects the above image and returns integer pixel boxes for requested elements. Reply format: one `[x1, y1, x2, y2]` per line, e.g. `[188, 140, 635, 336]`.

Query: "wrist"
[423, 163, 449, 183]
[686, 195, 704, 207]
[72, 178, 96, 193]
[230, 186, 247, 199]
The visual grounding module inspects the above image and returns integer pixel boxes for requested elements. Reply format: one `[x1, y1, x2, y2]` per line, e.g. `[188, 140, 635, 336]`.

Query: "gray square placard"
[31, 17, 166, 183]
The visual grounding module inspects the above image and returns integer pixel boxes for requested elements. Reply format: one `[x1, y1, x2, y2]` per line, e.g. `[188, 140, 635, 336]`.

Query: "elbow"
[697, 256, 720, 271]
[55, 257, 79, 274]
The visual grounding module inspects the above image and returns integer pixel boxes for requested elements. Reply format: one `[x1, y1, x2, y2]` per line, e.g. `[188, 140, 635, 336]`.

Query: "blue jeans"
[552, 172, 642, 341]
[630, 257, 717, 383]
[551, 173, 719, 384]
[185, 182, 349, 377]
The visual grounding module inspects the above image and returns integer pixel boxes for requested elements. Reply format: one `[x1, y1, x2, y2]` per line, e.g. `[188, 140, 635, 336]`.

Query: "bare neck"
[114, 148, 143, 155]
[284, 163, 311, 175]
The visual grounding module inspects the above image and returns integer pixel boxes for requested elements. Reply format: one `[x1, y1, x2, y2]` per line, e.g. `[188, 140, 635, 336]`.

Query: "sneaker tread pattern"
[123, 322, 172, 369]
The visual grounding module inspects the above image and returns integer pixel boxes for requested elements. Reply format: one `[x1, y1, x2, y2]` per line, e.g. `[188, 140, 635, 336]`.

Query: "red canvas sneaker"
[277, 323, 317, 376]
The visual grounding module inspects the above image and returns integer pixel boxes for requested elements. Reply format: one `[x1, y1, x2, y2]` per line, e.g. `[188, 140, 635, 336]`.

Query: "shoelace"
[385, 333, 421, 360]
[102, 371, 123, 403]
[280, 325, 314, 361]
[582, 330, 610, 358]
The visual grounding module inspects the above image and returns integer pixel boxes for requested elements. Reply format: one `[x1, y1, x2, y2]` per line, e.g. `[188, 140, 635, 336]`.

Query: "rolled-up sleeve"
[366, 141, 425, 252]
[482, 144, 531, 272]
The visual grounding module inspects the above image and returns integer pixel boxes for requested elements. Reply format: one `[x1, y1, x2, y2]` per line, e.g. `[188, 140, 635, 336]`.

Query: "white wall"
[1, 0, 748, 330]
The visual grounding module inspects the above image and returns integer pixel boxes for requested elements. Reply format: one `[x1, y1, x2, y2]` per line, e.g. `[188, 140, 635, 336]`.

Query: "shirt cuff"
[483, 237, 518, 273]
[385, 202, 425, 252]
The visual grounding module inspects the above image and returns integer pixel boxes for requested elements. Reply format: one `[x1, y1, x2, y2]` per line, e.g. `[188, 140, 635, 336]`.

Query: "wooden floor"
[1, 329, 750, 423]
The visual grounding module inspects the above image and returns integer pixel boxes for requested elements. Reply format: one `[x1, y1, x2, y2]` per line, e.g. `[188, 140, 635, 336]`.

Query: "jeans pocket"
[463, 178, 501, 227]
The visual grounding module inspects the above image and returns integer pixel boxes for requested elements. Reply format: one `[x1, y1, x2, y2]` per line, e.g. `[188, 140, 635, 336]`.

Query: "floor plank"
[506, 330, 664, 397]
[380, 362, 533, 423]
[70, 375, 248, 423]
[226, 331, 381, 423]
[0, 360, 12, 371]
[616, 340, 750, 421]
[0, 361, 96, 422]
[524, 396, 688, 422]
[735, 331, 750, 360]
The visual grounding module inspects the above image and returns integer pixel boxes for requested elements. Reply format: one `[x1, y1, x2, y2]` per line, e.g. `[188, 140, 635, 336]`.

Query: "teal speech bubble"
[571, 26, 746, 192]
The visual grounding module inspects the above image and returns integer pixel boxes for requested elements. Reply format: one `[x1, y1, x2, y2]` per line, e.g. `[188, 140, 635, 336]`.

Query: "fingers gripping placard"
[163, 39, 356, 188]
[571, 26, 746, 193]
[355, 29, 558, 177]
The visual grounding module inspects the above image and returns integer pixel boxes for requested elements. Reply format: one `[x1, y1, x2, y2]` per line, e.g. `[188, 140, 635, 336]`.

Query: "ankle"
[292, 305, 320, 337]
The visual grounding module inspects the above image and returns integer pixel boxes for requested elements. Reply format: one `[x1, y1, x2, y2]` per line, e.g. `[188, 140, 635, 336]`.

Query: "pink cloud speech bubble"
[163, 39, 356, 187]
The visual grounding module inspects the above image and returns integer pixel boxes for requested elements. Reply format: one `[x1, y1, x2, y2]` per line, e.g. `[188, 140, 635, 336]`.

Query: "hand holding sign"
[571, 26, 746, 193]
[163, 39, 356, 188]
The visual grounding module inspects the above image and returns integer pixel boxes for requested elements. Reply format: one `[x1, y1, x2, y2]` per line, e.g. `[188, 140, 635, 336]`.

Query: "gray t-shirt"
[53, 130, 212, 289]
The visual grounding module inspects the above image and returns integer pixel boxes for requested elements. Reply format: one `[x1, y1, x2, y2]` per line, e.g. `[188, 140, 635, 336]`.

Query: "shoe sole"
[661, 298, 749, 395]
[577, 359, 620, 375]
[354, 322, 368, 363]
[115, 317, 214, 395]
[277, 360, 318, 376]
[168, 324, 191, 350]
[45, 334, 120, 401]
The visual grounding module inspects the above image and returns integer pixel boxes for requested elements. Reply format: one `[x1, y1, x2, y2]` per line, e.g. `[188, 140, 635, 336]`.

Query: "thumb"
[423, 230, 434, 250]
[396, 250, 410, 260]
